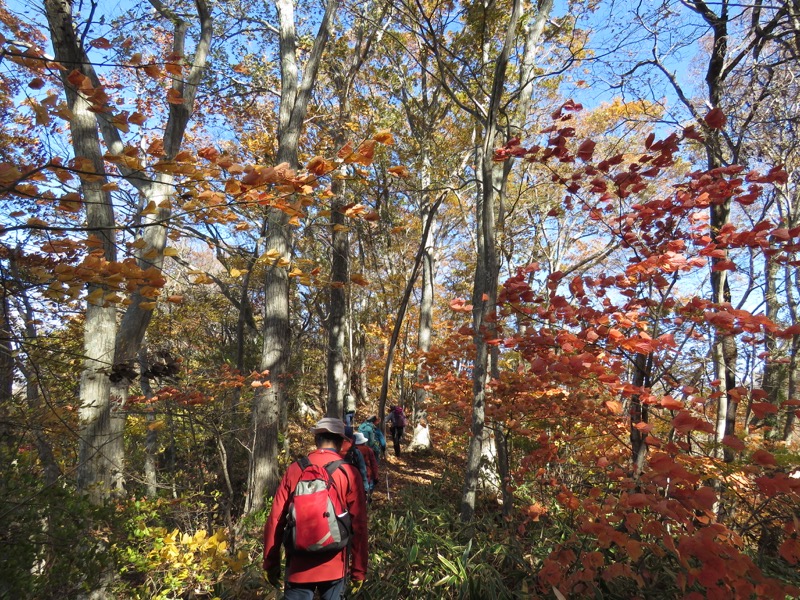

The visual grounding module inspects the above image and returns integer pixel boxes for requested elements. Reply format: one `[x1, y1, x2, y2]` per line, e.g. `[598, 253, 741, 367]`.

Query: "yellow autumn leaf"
[261, 249, 281, 261]
[350, 273, 370, 286]
[163, 247, 179, 257]
[147, 420, 165, 431]
[333, 224, 350, 232]
[139, 301, 157, 310]
[230, 268, 242, 277]
[131, 238, 147, 249]
[86, 288, 105, 305]
[140, 201, 157, 215]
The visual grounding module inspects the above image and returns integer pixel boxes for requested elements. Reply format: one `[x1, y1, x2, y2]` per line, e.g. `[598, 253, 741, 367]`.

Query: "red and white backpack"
[283, 457, 352, 555]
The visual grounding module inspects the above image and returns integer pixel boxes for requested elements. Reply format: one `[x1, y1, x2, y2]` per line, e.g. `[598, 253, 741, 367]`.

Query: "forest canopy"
[1, 0, 799, 598]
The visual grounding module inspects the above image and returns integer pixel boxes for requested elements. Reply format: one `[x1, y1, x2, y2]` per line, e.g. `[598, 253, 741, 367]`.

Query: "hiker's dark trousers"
[391, 426, 404, 455]
[284, 578, 345, 600]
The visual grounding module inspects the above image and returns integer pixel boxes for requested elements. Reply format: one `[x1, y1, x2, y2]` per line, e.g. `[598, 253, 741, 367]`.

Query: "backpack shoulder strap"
[324, 459, 351, 498]
[324, 459, 344, 476]
[298, 456, 311, 470]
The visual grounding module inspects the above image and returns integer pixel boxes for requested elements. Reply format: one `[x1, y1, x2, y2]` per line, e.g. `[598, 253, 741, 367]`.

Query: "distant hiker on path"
[342, 426, 369, 493]
[386, 405, 407, 456]
[358, 416, 386, 464]
[263, 417, 368, 599]
[354, 431, 379, 496]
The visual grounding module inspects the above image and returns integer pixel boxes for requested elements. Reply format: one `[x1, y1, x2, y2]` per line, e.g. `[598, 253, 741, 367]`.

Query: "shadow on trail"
[371, 451, 449, 502]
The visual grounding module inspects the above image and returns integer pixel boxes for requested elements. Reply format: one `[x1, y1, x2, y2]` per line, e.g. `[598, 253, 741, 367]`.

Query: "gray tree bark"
[461, 0, 523, 523]
[44, 0, 119, 504]
[245, 0, 338, 515]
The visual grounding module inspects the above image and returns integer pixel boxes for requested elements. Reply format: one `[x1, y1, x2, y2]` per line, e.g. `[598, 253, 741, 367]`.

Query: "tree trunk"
[45, 0, 212, 501]
[414, 146, 436, 413]
[0, 279, 13, 450]
[461, 0, 524, 522]
[377, 195, 444, 422]
[138, 348, 158, 498]
[325, 2, 388, 419]
[245, 0, 338, 515]
[783, 335, 799, 443]
[12, 268, 62, 488]
[630, 353, 650, 475]
[762, 253, 782, 438]
[327, 146, 349, 419]
[44, 0, 119, 504]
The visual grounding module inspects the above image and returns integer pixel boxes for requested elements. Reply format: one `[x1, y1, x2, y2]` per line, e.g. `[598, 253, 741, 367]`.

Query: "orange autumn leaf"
[166, 88, 183, 105]
[373, 130, 394, 145]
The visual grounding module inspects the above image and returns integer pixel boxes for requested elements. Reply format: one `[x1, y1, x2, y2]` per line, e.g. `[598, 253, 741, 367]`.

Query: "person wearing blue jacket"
[357, 416, 386, 463]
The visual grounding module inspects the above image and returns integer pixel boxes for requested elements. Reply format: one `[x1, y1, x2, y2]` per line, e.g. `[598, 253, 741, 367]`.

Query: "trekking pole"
[385, 471, 390, 502]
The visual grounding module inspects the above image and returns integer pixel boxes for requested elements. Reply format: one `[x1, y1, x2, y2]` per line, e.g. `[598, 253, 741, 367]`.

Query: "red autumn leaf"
[660, 396, 683, 410]
[750, 402, 778, 419]
[604, 400, 623, 415]
[771, 228, 791, 241]
[644, 435, 662, 447]
[576, 139, 596, 162]
[693, 486, 717, 510]
[90, 37, 112, 49]
[704, 107, 727, 129]
[711, 259, 736, 272]
[722, 435, 745, 451]
[672, 411, 698, 435]
[627, 493, 648, 508]
[28, 77, 45, 90]
[751, 449, 777, 467]
[781, 324, 800, 336]
[449, 298, 473, 313]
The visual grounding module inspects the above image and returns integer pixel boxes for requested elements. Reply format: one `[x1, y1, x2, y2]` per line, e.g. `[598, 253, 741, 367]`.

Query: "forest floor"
[371, 447, 448, 503]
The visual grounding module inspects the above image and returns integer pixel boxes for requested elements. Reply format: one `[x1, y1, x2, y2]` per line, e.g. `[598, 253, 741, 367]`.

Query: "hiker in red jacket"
[263, 417, 368, 599]
[354, 431, 379, 491]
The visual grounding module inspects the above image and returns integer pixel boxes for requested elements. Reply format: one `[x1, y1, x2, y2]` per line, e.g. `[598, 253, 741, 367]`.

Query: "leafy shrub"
[113, 497, 248, 599]
[0, 468, 112, 599]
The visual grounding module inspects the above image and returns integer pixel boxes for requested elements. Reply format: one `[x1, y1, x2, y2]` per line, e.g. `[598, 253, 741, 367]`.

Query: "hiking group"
[262, 408, 407, 598]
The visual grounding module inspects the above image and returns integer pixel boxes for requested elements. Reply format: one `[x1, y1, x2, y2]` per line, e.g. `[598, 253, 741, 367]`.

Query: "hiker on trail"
[358, 416, 386, 464]
[386, 405, 407, 456]
[354, 432, 379, 494]
[263, 417, 367, 599]
[342, 426, 369, 493]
